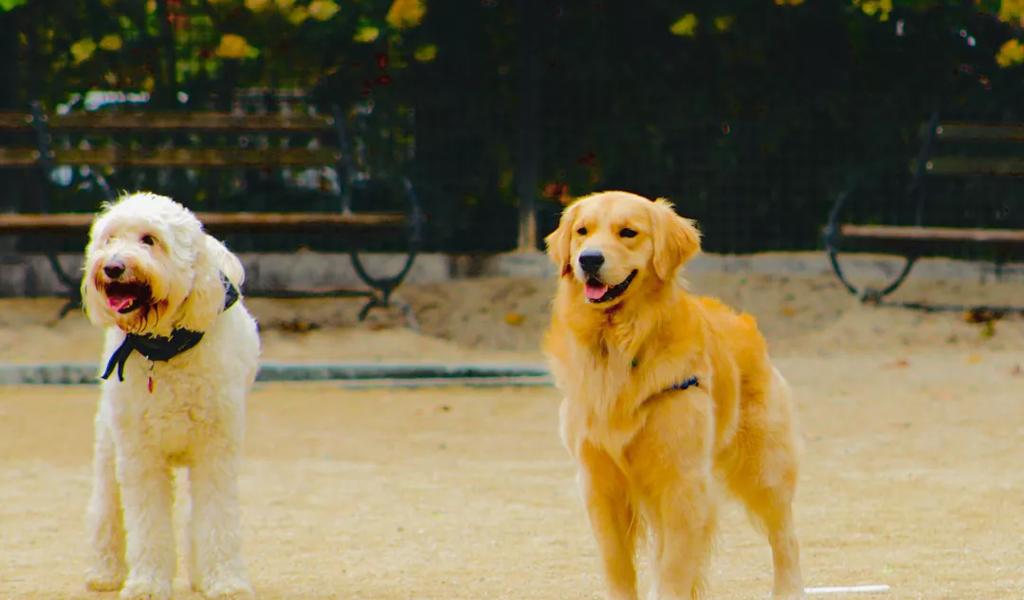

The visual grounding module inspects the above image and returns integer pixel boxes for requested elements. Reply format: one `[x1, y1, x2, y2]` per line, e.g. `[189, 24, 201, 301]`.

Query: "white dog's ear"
[545, 201, 580, 277]
[204, 234, 245, 287]
[175, 234, 227, 332]
[650, 198, 701, 281]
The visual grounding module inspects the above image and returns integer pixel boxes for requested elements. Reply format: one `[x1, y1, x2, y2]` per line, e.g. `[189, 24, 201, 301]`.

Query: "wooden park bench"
[0, 102, 423, 321]
[823, 113, 1024, 307]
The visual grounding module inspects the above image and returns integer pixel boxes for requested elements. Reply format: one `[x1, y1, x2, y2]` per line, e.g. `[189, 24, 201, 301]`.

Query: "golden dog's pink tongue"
[584, 283, 608, 301]
[107, 295, 134, 311]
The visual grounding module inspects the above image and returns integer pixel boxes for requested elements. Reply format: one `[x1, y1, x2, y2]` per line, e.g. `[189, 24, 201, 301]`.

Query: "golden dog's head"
[545, 191, 700, 306]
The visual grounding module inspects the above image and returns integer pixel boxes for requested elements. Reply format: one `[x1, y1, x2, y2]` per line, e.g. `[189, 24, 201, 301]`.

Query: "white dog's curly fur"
[81, 192, 260, 600]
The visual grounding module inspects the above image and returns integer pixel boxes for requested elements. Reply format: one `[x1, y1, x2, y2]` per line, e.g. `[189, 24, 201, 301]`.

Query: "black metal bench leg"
[46, 252, 82, 318]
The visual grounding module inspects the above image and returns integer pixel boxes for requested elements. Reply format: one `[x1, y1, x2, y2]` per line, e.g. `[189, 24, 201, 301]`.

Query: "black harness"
[101, 274, 239, 382]
[666, 375, 699, 392]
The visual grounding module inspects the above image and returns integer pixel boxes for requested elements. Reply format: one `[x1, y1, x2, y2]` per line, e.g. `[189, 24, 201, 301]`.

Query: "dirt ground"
[3, 260, 1024, 598]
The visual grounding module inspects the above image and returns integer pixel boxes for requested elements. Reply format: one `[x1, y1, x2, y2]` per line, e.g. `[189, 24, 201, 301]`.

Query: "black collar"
[101, 274, 239, 382]
[666, 375, 699, 392]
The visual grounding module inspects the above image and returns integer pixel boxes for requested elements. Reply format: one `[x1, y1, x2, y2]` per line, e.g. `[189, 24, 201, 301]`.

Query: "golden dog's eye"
[619, 228, 638, 238]
[576, 227, 587, 235]
[141, 234, 156, 246]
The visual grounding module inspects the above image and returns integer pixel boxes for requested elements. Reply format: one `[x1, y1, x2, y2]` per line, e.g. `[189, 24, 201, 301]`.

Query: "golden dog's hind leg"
[728, 376, 805, 599]
[629, 392, 716, 600]
[579, 444, 639, 600]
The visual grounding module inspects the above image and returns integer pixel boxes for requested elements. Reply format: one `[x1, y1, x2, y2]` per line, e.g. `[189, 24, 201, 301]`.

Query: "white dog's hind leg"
[188, 448, 254, 600]
[117, 450, 176, 600]
[85, 418, 126, 591]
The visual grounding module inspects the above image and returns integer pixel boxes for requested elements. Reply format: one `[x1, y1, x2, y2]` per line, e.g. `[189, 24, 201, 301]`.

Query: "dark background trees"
[3, 0, 1024, 253]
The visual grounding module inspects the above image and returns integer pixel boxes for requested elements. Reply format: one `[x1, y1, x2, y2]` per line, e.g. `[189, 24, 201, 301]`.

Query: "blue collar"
[101, 274, 239, 382]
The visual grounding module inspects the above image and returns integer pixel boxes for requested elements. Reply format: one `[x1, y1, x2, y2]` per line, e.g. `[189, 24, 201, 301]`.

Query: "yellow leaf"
[713, 15, 734, 32]
[774, 0, 804, 5]
[413, 43, 437, 62]
[669, 13, 698, 37]
[966, 353, 983, 365]
[244, 0, 271, 12]
[308, 0, 339, 21]
[98, 33, 122, 51]
[996, 39, 1024, 67]
[286, 6, 308, 25]
[215, 33, 257, 59]
[70, 38, 96, 64]
[999, 0, 1024, 26]
[275, 0, 295, 9]
[142, 75, 154, 92]
[354, 25, 380, 43]
[386, 0, 425, 29]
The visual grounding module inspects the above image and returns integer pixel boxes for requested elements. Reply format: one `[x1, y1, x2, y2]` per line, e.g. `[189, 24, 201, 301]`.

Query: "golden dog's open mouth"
[584, 270, 638, 304]
[104, 280, 152, 314]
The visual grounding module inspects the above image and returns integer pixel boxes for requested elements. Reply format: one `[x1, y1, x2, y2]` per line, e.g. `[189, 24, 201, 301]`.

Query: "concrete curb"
[0, 362, 553, 387]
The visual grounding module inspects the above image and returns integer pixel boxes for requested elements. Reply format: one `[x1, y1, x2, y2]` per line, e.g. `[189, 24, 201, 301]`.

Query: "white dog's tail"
[206, 234, 245, 287]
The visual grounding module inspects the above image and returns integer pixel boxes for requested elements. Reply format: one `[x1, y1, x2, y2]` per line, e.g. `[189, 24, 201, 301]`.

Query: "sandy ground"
[3, 263, 1024, 598]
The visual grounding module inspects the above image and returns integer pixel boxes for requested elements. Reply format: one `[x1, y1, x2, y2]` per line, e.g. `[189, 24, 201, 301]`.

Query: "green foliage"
[5, 0, 1024, 251]
[0, 0, 26, 12]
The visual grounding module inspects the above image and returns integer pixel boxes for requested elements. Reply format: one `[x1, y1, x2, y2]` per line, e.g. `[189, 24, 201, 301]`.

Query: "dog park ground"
[2, 254, 1024, 599]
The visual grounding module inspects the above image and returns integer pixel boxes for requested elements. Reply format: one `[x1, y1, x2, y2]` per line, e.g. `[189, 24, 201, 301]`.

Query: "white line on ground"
[805, 584, 890, 595]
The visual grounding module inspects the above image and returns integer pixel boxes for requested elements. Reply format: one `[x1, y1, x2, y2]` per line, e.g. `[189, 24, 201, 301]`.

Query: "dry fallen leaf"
[504, 311, 525, 326]
[966, 354, 983, 365]
[883, 358, 910, 369]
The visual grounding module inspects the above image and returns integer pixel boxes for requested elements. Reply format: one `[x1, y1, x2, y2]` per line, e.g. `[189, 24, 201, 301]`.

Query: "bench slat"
[840, 224, 1024, 244]
[0, 111, 335, 133]
[0, 212, 406, 234]
[932, 122, 1024, 142]
[0, 147, 342, 168]
[0, 148, 41, 167]
[922, 156, 1024, 176]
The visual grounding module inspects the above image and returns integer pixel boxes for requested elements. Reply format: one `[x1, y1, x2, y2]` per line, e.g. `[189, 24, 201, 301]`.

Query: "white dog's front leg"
[116, 449, 175, 600]
[188, 449, 253, 600]
[85, 418, 126, 591]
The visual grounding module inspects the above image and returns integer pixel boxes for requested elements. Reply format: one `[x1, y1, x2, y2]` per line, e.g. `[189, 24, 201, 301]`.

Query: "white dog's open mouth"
[104, 280, 153, 314]
[584, 270, 638, 304]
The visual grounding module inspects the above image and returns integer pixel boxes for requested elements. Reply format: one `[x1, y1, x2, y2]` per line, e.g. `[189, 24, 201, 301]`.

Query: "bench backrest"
[0, 110, 344, 169]
[919, 122, 1024, 177]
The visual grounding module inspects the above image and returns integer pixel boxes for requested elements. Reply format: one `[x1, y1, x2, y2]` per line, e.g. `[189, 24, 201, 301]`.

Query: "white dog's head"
[81, 192, 245, 336]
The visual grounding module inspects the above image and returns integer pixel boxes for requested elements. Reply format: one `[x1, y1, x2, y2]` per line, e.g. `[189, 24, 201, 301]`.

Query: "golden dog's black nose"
[103, 260, 126, 280]
[578, 249, 604, 275]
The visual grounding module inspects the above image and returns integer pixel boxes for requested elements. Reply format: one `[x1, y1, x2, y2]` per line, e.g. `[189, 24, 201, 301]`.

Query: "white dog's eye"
[619, 227, 638, 238]
[576, 227, 587, 235]
[141, 234, 156, 246]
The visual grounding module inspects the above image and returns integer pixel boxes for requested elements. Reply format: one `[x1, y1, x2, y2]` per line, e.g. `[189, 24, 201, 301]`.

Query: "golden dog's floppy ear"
[651, 198, 701, 281]
[545, 201, 580, 277]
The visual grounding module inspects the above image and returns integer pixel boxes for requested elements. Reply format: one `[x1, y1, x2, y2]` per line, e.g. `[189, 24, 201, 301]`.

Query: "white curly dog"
[81, 192, 259, 600]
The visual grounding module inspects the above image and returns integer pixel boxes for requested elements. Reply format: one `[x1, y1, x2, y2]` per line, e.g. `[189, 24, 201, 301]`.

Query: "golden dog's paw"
[118, 577, 171, 600]
[201, 576, 255, 600]
[84, 565, 125, 591]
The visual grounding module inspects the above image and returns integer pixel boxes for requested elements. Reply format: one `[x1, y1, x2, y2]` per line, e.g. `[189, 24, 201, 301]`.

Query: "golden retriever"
[544, 191, 804, 599]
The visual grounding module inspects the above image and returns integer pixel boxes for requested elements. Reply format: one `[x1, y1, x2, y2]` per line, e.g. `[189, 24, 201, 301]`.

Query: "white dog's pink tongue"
[107, 295, 134, 311]
[584, 282, 608, 301]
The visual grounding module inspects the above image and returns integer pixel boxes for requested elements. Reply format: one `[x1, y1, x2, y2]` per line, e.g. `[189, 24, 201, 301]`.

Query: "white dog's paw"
[85, 564, 125, 591]
[118, 576, 171, 600]
[201, 575, 254, 600]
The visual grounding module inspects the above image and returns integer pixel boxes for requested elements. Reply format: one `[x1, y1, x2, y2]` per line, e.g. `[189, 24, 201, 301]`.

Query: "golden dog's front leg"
[578, 443, 639, 600]
[628, 390, 716, 600]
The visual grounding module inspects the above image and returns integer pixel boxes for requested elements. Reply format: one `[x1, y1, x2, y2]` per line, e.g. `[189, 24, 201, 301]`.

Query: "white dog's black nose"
[103, 260, 125, 280]
[578, 249, 604, 275]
